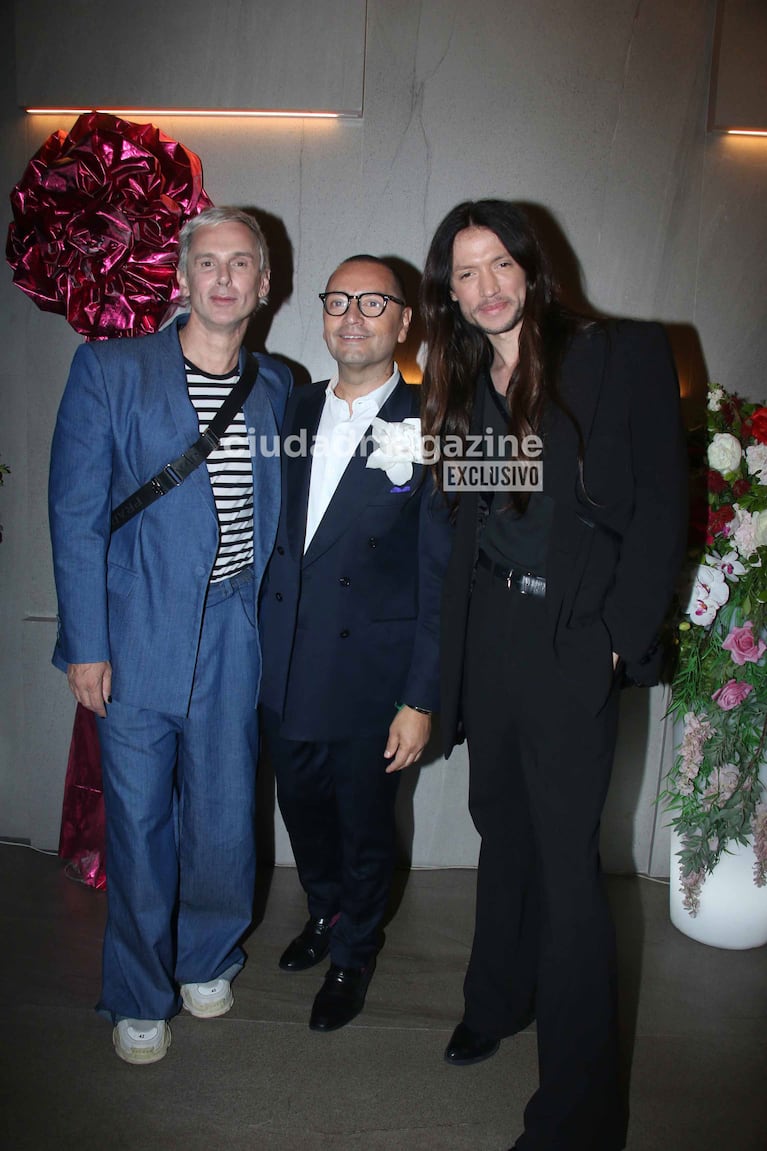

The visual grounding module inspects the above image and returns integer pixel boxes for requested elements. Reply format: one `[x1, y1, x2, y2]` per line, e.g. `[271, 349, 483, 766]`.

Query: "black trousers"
[461, 564, 625, 1151]
[262, 711, 399, 969]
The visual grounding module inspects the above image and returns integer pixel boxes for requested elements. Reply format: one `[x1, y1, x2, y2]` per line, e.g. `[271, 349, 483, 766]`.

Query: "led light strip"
[26, 107, 353, 119]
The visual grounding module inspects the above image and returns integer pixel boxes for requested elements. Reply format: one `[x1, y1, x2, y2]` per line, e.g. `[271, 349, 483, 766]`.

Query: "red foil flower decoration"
[6, 111, 213, 338]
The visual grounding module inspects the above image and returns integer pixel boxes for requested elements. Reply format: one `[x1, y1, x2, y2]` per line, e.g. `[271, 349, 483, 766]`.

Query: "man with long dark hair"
[420, 200, 686, 1150]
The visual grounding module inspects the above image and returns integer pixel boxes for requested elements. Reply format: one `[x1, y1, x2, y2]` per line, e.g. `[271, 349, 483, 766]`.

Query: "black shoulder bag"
[110, 356, 259, 534]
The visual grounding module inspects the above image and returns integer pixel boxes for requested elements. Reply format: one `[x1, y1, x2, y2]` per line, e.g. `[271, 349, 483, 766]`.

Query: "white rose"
[707, 432, 742, 474]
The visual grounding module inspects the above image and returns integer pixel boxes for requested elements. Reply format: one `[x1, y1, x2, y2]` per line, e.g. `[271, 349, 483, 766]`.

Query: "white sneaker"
[113, 1019, 171, 1065]
[180, 978, 234, 1018]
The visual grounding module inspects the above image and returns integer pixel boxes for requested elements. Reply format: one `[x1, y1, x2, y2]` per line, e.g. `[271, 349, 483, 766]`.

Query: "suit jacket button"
[276, 545, 285, 555]
[339, 576, 351, 587]
[339, 629, 350, 638]
[368, 537, 377, 548]
[275, 592, 283, 601]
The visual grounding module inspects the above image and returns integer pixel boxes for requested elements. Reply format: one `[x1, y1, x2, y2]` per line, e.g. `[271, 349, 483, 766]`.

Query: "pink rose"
[722, 621, 767, 666]
[712, 679, 754, 710]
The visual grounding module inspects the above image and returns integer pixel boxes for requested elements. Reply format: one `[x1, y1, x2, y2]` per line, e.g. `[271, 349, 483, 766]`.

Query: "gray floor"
[2, 847, 765, 1151]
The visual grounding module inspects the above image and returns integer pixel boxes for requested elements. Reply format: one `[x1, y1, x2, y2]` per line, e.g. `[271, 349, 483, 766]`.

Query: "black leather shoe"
[278, 916, 337, 972]
[444, 1021, 500, 1065]
[308, 959, 376, 1032]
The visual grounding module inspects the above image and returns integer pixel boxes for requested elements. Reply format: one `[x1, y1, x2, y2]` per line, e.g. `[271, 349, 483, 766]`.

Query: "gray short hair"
[177, 207, 270, 285]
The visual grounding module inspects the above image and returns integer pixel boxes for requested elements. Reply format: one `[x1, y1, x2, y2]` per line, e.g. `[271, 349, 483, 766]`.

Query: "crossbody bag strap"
[110, 354, 259, 534]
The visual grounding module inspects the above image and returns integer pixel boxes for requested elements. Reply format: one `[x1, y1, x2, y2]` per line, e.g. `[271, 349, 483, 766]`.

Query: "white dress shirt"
[304, 366, 400, 552]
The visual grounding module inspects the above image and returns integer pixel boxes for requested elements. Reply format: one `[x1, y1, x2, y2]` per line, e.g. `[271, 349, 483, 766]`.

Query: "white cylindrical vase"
[670, 827, 767, 949]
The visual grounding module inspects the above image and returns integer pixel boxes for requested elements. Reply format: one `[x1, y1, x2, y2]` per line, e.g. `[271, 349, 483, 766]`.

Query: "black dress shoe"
[278, 916, 337, 972]
[444, 1021, 500, 1065]
[309, 959, 376, 1032]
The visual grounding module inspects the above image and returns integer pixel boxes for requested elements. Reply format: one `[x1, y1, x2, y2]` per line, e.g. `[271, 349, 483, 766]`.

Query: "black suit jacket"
[440, 320, 687, 756]
[259, 374, 451, 741]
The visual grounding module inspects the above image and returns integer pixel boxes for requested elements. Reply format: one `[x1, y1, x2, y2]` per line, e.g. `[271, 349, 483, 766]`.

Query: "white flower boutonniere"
[365, 416, 423, 486]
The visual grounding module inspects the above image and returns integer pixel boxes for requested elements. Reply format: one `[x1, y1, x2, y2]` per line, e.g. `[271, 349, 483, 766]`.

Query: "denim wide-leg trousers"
[95, 566, 259, 1022]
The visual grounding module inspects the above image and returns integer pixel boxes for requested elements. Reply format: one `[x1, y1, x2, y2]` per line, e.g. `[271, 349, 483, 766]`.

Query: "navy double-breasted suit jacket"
[49, 318, 292, 716]
[259, 375, 451, 741]
[439, 320, 688, 756]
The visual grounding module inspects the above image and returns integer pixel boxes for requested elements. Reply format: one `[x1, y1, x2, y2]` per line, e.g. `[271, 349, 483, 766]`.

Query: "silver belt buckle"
[519, 573, 544, 597]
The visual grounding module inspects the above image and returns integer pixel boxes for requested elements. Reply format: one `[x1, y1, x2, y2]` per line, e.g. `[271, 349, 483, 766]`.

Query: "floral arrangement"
[665, 384, 767, 914]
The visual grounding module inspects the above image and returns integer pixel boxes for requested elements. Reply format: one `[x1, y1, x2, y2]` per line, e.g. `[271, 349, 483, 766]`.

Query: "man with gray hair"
[49, 207, 291, 1063]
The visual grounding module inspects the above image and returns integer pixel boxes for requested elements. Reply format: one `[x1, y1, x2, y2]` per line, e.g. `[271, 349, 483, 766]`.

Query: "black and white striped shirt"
[185, 359, 254, 583]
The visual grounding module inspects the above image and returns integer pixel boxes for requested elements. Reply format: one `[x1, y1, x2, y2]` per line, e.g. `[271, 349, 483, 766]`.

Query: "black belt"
[476, 551, 546, 598]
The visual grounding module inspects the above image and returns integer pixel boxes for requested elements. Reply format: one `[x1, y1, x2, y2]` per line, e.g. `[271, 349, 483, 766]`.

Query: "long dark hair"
[420, 200, 589, 508]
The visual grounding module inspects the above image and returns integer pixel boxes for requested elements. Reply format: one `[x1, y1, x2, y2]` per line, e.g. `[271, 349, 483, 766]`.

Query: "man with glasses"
[260, 255, 450, 1032]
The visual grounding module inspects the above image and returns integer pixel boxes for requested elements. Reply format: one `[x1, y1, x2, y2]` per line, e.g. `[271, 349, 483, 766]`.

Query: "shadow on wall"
[516, 201, 592, 316]
[382, 255, 425, 385]
[241, 205, 311, 387]
[665, 323, 708, 430]
[521, 201, 710, 430]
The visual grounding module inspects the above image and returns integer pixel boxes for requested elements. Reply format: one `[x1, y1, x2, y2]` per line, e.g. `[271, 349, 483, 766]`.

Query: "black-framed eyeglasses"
[318, 291, 406, 318]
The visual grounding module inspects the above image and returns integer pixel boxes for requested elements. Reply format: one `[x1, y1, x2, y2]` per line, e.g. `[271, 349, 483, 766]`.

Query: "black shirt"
[478, 373, 553, 576]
